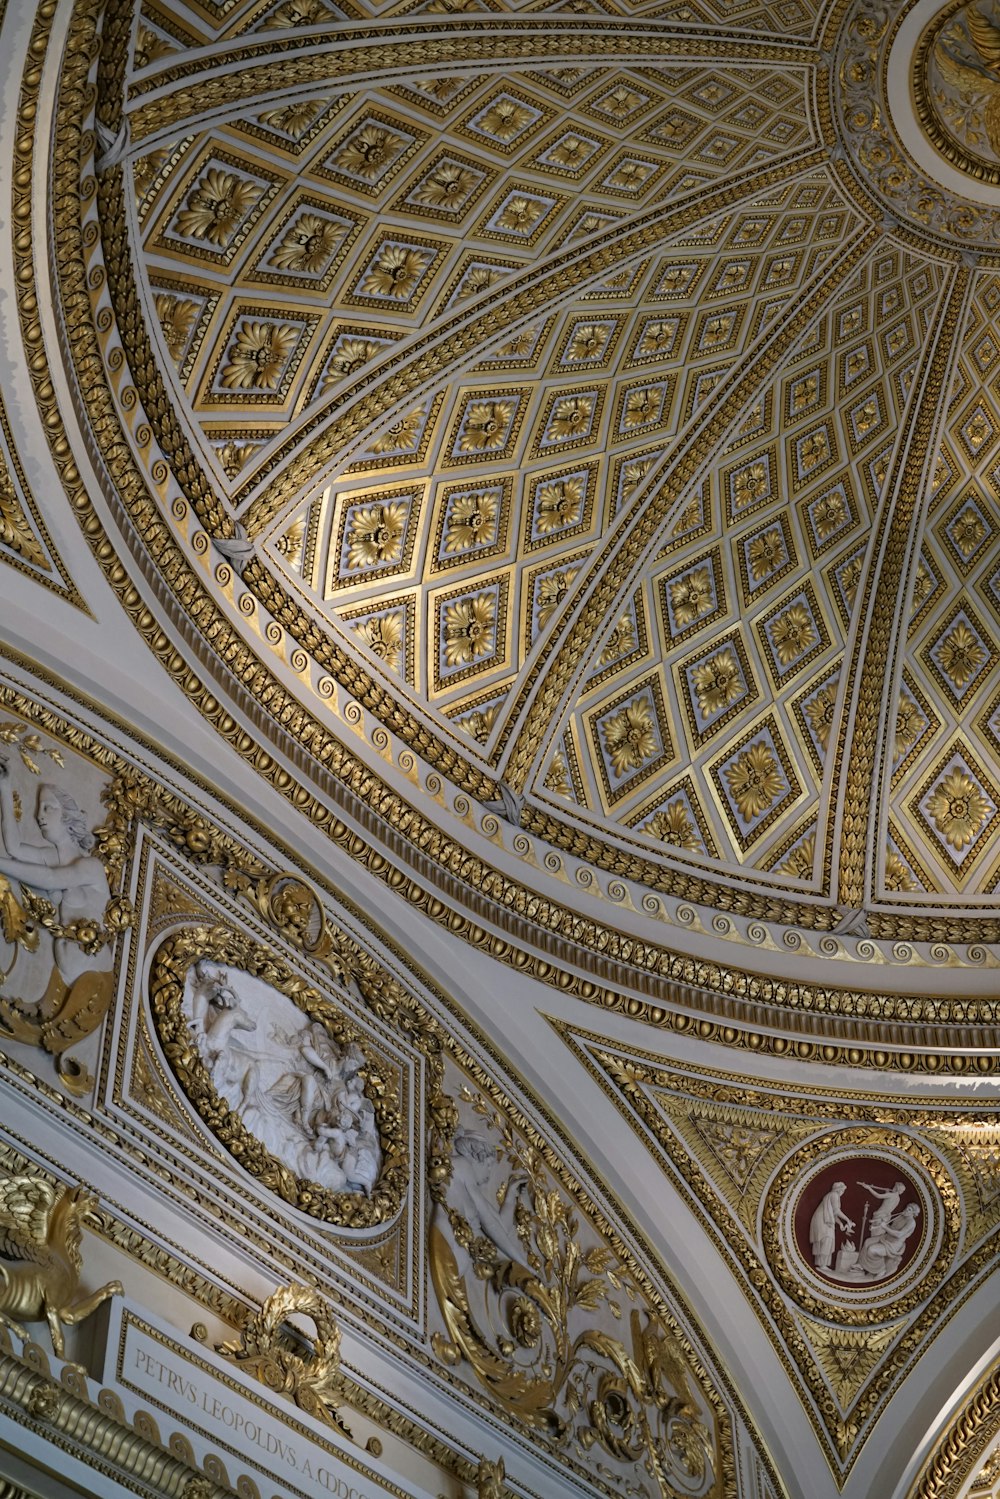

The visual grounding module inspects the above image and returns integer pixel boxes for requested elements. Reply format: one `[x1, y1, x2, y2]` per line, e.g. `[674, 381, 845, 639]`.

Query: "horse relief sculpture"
[0, 721, 131, 1094]
[430, 1088, 717, 1498]
[0, 1176, 121, 1357]
[182, 959, 383, 1197]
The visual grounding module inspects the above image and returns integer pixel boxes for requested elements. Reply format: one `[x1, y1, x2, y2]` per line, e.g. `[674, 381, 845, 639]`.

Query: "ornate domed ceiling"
[37, 0, 1000, 1012]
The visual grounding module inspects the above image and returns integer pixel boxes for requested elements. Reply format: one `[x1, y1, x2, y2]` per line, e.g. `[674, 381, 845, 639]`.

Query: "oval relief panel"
[150, 926, 408, 1230]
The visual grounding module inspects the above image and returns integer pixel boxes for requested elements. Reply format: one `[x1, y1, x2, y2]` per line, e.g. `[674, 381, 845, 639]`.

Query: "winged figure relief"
[0, 1177, 121, 1356]
[933, 4, 1000, 155]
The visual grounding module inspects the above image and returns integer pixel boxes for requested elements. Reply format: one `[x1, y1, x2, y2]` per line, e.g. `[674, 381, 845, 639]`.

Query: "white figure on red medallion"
[809, 1181, 854, 1270]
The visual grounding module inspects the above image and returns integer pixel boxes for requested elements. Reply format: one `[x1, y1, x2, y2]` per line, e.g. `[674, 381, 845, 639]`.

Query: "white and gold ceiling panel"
[129, 56, 813, 508]
[883, 272, 1000, 901]
[527, 240, 947, 885]
[49, 0, 1000, 989]
[258, 172, 848, 748]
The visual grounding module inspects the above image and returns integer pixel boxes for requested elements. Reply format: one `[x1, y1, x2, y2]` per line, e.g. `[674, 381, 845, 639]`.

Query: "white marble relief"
[808, 1177, 920, 1283]
[182, 960, 381, 1195]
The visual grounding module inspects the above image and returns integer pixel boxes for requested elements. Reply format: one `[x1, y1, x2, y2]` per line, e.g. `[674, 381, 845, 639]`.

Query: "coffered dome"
[53, 0, 1000, 1011]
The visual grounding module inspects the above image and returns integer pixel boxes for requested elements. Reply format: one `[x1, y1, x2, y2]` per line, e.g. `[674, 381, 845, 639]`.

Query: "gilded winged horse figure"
[0, 1177, 121, 1357]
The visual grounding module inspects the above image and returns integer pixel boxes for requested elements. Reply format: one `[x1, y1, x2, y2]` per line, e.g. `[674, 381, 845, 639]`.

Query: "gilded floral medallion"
[918, 1, 1000, 182]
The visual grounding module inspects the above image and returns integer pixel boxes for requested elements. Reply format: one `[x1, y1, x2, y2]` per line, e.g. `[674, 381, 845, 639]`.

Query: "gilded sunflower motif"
[747, 528, 784, 581]
[601, 85, 642, 118]
[911, 562, 934, 609]
[273, 518, 305, 567]
[779, 834, 815, 880]
[804, 683, 838, 752]
[371, 409, 423, 454]
[926, 769, 991, 850]
[937, 621, 987, 688]
[324, 338, 382, 385]
[217, 441, 258, 478]
[622, 389, 659, 427]
[270, 213, 344, 273]
[841, 554, 864, 609]
[336, 125, 401, 179]
[155, 295, 197, 362]
[884, 850, 917, 892]
[669, 568, 713, 628]
[567, 325, 607, 362]
[792, 376, 818, 410]
[622, 459, 654, 500]
[548, 397, 593, 440]
[702, 314, 732, 345]
[445, 491, 498, 552]
[257, 99, 323, 137]
[496, 196, 544, 233]
[548, 135, 590, 168]
[536, 569, 578, 628]
[895, 693, 927, 756]
[543, 749, 571, 797]
[443, 594, 496, 667]
[459, 266, 503, 300]
[599, 614, 637, 665]
[951, 506, 987, 557]
[672, 496, 702, 536]
[362, 244, 429, 299]
[175, 168, 262, 247]
[854, 398, 878, 433]
[812, 490, 847, 539]
[770, 603, 816, 666]
[414, 163, 480, 209]
[734, 463, 769, 510]
[133, 148, 168, 197]
[639, 321, 675, 355]
[462, 706, 500, 744]
[644, 800, 700, 850]
[691, 650, 742, 717]
[477, 98, 533, 140]
[260, 0, 329, 25]
[353, 613, 403, 671]
[459, 402, 514, 453]
[798, 430, 828, 471]
[535, 477, 585, 533]
[602, 699, 657, 778]
[496, 328, 536, 357]
[221, 321, 297, 391]
[724, 742, 783, 822]
[133, 24, 174, 69]
[346, 502, 408, 570]
[609, 159, 652, 190]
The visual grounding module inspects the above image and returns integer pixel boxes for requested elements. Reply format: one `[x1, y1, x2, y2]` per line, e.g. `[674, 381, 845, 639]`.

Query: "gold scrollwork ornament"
[431, 1105, 715, 1497]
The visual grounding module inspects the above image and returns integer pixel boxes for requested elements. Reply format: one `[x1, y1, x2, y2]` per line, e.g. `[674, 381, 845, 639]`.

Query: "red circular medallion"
[794, 1157, 924, 1287]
